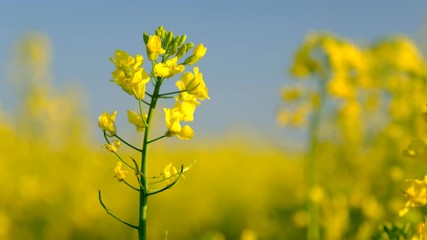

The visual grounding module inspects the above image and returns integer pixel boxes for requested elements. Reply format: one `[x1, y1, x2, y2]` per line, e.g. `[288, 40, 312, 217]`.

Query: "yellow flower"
[110, 50, 150, 99]
[164, 108, 194, 140]
[399, 176, 427, 216]
[98, 111, 117, 136]
[173, 97, 198, 122]
[146, 35, 166, 61]
[178, 125, 195, 140]
[162, 163, 178, 179]
[127, 110, 148, 132]
[102, 139, 121, 153]
[154, 57, 185, 78]
[114, 161, 128, 181]
[176, 67, 210, 100]
[184, 43, 206, 65]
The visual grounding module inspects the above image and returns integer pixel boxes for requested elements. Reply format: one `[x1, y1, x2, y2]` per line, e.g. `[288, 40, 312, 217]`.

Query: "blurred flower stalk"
[98, 26, 209, 240]
[280, 33, 427, 240]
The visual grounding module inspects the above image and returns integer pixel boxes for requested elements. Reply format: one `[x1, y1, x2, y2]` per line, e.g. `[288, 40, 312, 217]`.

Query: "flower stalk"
[97, 26, 209, 240]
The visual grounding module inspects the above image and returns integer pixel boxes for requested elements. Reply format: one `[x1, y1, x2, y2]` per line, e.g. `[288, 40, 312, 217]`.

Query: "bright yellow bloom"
[173, 97, 198, 122]
[127, 110, 148, 132]
[178, 125, 195, 140]
[113, 161, 128, 181]
[98, 111, 117, 136]
[146, 35, 166, 61]
[399, 176, 427, 216]
[164, 108, 194, 140]
[154, 57, 185, 78]
[176, 67, 210, 100]
[110, 50, 150, 99]
[184, 43, 207, 65]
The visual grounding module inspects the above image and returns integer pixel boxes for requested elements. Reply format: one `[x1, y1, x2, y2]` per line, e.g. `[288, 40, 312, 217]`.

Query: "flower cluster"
[96, 26, 209, 239]
[98, 25, 209, 141]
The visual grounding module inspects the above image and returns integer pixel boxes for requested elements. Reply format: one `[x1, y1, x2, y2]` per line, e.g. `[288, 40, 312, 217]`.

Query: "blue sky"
[1, 1, 427, 143]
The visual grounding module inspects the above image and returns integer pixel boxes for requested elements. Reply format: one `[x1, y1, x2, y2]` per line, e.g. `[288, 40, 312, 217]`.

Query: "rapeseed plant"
[97, 26, 209, 240]
[281, 32, 427, 240]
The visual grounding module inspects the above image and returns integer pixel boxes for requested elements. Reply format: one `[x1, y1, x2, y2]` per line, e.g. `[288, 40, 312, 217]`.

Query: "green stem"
[147, 135, 166, 144]
[138, 76, 163, 240]
[158, 90, 186, 97]
[306, 76, 327, 240]
[115, 134, 142, 152]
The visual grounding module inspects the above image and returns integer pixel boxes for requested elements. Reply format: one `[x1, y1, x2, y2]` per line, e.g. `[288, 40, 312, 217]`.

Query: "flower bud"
[155, 26, 165, 38]
[185, 42, 194, 51]
[176, 45, 187, 58]
[178, 35, 187, 45]
[164, 31, 174, 50]
[143, 32, 149, 45]
[170, 42, 179, 55]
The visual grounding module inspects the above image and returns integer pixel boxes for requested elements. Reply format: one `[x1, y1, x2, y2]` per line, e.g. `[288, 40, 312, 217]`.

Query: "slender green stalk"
[306, 77, 327, 240]
[138, 77, 163, 240]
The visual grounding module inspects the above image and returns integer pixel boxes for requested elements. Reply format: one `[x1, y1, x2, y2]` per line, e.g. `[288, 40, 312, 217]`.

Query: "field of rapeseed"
[2, 28, 427, 240]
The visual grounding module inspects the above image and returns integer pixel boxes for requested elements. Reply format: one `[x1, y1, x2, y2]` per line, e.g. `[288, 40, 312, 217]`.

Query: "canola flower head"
[110, 50, 150, 99]
[146, 35, 166, 61]
[154, 57, 185, 78]
[98, 111, 117, 136]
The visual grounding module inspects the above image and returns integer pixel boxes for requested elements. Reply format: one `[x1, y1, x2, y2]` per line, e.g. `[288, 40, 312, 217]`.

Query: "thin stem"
[158, 90, 186, 97]
[139, 100, 149, 128]
[148, 166, 184, 196]
[115, 134, 142, 152]
[122, 179, 140, 191]
[306, 75, 327, 240]
[113, 152, 135, 171]
[98, 190, 138, 229]
[147, 135, 166, 144]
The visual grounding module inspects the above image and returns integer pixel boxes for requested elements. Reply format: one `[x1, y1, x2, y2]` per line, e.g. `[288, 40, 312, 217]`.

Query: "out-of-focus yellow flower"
[164, 108, 194, 140]
[154, 57, 185, 78]
[327, 73, 355, 99]
[402, 139, 427, 160]
[308, 185, 324, 203]
[146, 35, 166, 61]
[98, 111, 117, 136]
[184, 43, 207, 65]
[127, 110, 148, 132]
[102, 140, 120, 153]
[417, 221, 427, 240]
[176, 67, 210, 100]
[399, 176, 427, 216]
[113, 161, 128, 181]
[110, 50, 150, 99]
[240, 229, 257, 240]
[162, 163, 178, 179]
[281, 87, 303, 102]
